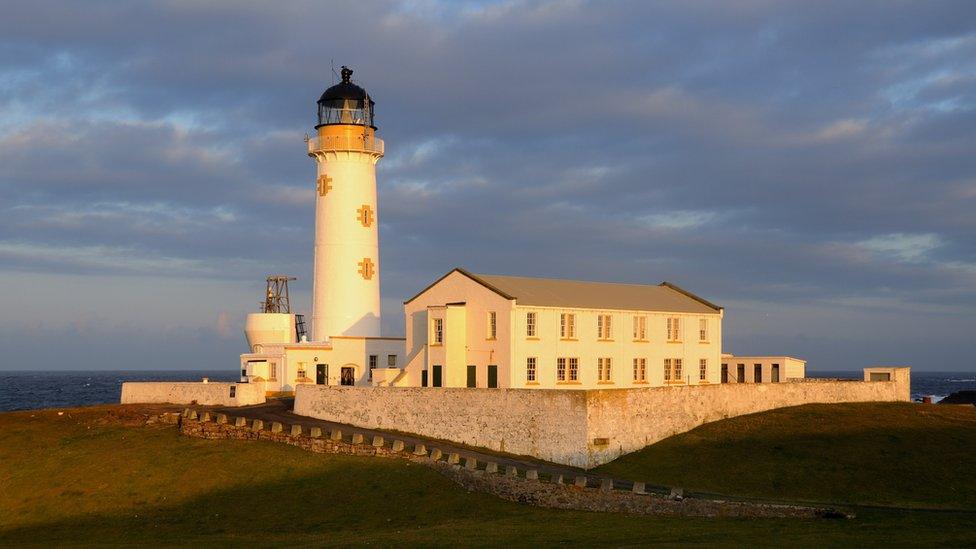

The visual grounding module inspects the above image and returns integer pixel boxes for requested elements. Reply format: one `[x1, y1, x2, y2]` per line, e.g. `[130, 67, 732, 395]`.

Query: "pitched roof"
[405, 268, 721, 313]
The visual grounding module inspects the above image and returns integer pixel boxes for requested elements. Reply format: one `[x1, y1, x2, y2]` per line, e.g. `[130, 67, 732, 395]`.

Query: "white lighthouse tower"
[307, 66, 384, 341]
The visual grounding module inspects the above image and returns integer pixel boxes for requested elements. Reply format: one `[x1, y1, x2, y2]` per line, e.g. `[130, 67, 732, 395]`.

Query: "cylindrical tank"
[244, 313, 296, 352]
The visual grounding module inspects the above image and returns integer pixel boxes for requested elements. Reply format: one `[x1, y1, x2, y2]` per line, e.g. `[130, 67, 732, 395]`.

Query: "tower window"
[358, 257, 375, 280]
[357, 204, 375, 227]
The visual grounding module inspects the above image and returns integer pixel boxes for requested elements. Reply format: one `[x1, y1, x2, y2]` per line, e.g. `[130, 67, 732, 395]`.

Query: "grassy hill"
[597, 402, 976, 509]
[1, 404, 974, 546]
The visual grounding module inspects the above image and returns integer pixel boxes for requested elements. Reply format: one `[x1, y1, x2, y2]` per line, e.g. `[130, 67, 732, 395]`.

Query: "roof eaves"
[658, 281, 723, 312]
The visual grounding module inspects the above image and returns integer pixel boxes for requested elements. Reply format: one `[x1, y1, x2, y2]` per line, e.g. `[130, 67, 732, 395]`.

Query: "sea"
[0, 369, 974, 412]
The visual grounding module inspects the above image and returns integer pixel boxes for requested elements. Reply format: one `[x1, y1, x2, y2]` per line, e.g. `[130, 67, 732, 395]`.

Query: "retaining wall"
[294, 368, 909, 468]
[120, 381, 265, 406]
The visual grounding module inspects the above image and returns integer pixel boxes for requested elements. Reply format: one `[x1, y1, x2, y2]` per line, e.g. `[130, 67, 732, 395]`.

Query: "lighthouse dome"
[316, 66, 376, 128]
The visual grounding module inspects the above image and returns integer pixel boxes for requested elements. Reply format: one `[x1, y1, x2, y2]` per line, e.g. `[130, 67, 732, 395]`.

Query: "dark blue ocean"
[0, 370, 973, 412]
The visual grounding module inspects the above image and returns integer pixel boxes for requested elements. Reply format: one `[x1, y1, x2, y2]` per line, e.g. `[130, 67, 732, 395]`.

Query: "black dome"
[315, 66, 376, 128]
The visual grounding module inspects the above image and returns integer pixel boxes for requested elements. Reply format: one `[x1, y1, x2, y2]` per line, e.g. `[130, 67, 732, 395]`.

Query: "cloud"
[1, 0, 975, 370]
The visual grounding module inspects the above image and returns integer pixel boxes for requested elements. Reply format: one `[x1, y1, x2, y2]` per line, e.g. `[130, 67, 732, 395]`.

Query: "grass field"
[597, 402, 976, 509]
[1, 403, 975, 546]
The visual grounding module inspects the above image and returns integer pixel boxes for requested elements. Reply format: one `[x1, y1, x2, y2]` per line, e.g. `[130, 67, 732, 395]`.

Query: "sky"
[1, 0, 974, 372]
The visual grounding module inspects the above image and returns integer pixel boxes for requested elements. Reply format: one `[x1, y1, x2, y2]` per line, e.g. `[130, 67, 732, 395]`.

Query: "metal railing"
[307, 134, 384, 155]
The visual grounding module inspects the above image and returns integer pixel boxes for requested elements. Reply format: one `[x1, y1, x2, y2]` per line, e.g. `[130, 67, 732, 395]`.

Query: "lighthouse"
[307, 66, 384, 341]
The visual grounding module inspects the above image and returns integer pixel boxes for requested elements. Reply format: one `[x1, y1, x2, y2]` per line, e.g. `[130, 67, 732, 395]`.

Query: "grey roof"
[404, 268, 721, 313]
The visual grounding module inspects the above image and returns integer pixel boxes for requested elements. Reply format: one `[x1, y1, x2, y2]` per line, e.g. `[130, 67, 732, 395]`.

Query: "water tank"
[244, 313, 297, 351]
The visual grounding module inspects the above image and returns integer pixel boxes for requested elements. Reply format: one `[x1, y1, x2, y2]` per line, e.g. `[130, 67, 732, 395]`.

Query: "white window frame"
[526, 357, 537, 383]
[560, 313, 576, 339]
[526, 311, 537, 337]
[432, 318, 443, 345]
[675, 358, 683, 380]
[699, 318, 708, 342]
[597, 314, 612, 340]
[568, 357, 579, 381]
[557, 357, 567, 382]
[667, 317, 681, 342]
[633, 357, 646, 382]
[598, 357, 612, 382]
[664, 358, 671, 382]
[699, 358, 707, 381]
[633, 315, 647, 340]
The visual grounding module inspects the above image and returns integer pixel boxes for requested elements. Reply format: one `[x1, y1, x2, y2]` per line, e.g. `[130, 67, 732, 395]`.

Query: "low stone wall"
[294, 368, 909, 468]
[178, 412, 840, 519]
[120, 381, 265, 406]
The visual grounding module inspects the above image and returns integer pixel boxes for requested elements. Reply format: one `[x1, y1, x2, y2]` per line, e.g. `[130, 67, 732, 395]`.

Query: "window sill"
[597, 339, 615, 343]
[631, 381, 649, 385]
[556, 381, 581, 385]
[525, 381, 539, 385]
[597, 381, 615, 385]
[560, 338, 579, 342]
[429, 343, 443, 347]
[699, 340, 710, 344]
[666, 340, 683, 344]
[525, 337, 540, 341]
[632, 339, 649, 343]
[486, 337, 497, 341]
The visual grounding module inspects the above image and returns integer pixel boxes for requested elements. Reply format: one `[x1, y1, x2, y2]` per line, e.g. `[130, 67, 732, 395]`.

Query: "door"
[754, 364, 763, 383]
[737, 364, 745, 383]
[316, 364, 328, 385]
[721, 364, 728, 383]
[487, 365, 498, 388]
[432, 365, 442, 387]
[422, 370, 429, 387]
[771, 364, 780, 383]
[466, 365, 477, 388]
[340, 366, 355, 386]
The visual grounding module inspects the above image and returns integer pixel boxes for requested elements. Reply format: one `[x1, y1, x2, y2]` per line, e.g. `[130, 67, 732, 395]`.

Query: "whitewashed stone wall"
[294, 370, 909, 468]
[120, 381, 265, 406]
[295, 385, 589, 464]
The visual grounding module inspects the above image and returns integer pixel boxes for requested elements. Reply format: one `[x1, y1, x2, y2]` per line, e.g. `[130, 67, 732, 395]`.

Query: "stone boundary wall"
[176, 411, 840, 519]
[294, 369, 909, 468]
[294, 385, 589, 465]
[585, 373, 909, 467]
[121, 381, 265, 406]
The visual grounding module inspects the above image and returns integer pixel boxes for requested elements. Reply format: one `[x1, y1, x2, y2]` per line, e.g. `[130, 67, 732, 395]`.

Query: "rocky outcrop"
[938, 391, 976, 405]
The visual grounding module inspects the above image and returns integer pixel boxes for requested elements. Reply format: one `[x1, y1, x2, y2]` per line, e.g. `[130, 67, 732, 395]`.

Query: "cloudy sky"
[1, 1, 974, 372]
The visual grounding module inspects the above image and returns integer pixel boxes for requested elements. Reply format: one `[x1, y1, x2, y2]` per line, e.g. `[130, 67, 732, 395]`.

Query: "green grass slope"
[597, 402, 976, 509]
[0, 405, 974, 547]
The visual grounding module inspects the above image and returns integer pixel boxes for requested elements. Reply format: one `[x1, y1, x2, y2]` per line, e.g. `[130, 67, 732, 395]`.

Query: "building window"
[667, 317, 681, 341]
[432, 318, 443, 345]
[699, 358, 707, 381]
[699, 318, 708, 342]
[526, 312, 537, 337]
[526, 357, 537, 383]
[633, 358, 647, 383]
[387, 354, 397, 367]
[598, 357, 612, 382]
[675, 358, 683, 380]
[560, 313, 576, 339]
[269, 362, 277, 381]
[633, 315, 647, 340]
[487, 311, 497, 340]
[369, 355, 377, 369]
[597, 314, 612, 340]
[569, 357, 579, 381]
[557, 358, 567, 382]
[297, 362, 307, 380]
[664, 358, 672, 382]
[755, 363, 763, 383]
